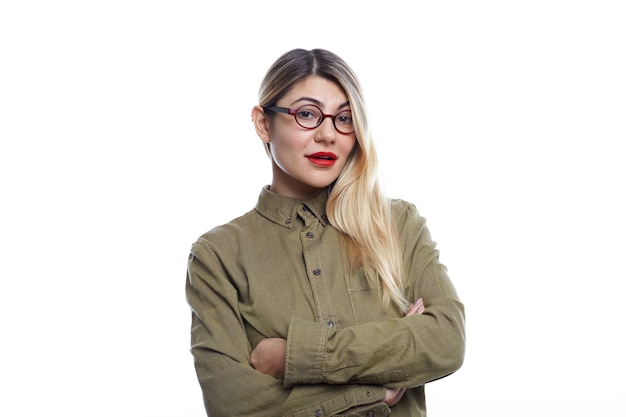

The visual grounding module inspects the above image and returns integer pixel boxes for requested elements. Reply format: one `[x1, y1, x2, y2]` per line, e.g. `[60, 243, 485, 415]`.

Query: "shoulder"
[389, 198, 424, 222]
[191, 208, 257, 256]
[388, 198, 430, 241]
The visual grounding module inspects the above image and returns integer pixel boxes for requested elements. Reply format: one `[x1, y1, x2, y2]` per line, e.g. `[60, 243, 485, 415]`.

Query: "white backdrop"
[1, 1, 624, 416]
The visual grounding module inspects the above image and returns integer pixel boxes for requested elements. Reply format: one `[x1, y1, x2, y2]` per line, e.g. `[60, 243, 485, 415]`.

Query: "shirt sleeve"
[186, 239, 388, 417]
[186, 241, 289, 416]
[283, 202, 465, 388]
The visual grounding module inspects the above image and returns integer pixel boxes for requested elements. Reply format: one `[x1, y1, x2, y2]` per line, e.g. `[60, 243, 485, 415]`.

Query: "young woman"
[186, 48, 465, 417]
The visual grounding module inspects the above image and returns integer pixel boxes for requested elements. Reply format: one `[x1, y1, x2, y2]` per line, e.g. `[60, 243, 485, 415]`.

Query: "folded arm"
[269, 203, 465, 389]
[187, 246, 290, 416]
[187, 241, 391, 416]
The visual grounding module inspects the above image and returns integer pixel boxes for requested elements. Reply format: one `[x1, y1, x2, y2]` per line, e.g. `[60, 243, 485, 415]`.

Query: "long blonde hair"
[258, 49, 409, 312]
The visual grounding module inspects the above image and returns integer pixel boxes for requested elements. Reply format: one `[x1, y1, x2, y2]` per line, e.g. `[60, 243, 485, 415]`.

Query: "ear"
[252, 105, 271, 144]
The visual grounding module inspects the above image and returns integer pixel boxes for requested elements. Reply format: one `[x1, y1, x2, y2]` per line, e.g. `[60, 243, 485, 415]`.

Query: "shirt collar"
[255, 185, 329, 228]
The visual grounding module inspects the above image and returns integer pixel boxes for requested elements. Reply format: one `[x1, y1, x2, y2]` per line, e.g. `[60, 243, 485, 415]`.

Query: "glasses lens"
[294, 105, 322, 129]
[334, 110, 354, 134]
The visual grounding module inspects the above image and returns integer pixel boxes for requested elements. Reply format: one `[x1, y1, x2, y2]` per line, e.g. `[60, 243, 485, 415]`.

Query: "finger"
[388, 387, 407, 406]
[415, 298, 425, 314]
[406, 298, 426, 317]
[405, 302, 419, 317]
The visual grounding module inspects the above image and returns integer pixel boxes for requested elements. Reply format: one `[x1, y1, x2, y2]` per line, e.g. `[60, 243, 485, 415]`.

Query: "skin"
[252, 75, 357, 199]
[250, 75, 426, 408]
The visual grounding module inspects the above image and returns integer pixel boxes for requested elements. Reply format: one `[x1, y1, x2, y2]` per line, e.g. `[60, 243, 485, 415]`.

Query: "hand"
[405, 297, 425, 317]
[250, 338, 287, 379]
[384, 387, 407, 407]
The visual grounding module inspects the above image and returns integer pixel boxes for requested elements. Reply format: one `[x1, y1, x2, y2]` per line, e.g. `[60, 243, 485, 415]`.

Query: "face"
[253, 75, 357, 199]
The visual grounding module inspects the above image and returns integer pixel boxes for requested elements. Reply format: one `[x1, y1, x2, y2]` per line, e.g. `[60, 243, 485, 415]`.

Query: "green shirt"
[186, 186, 465, 417]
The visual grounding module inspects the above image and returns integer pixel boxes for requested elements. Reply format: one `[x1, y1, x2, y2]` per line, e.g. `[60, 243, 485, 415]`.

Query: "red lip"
[306, 152, 337, 167]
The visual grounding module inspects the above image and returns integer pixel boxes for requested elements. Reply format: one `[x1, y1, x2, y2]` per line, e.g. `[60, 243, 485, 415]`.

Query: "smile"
[306, 152, 337, 167]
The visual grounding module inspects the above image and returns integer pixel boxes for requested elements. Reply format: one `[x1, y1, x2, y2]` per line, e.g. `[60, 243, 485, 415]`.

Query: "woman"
[186, 48, 465, 416]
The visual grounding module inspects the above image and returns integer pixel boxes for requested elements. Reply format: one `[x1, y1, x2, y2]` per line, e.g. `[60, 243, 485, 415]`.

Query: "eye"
[297, 110, 315, 120]
[335, 111, 353, 125]
[296, 106, 321, 121]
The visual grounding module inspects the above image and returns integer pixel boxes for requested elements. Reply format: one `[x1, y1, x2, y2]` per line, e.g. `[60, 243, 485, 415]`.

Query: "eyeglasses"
[263, 104, 355, 134]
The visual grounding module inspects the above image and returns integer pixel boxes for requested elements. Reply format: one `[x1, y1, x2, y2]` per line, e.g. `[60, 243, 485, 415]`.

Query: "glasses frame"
[263, 104, 354, 135]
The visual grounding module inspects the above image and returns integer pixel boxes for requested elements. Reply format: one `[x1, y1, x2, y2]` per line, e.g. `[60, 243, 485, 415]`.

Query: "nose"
[314, 116, 336, 143]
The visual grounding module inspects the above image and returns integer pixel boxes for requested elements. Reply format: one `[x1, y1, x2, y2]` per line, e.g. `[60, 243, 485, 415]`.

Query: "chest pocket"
[344, 268, 397, 324]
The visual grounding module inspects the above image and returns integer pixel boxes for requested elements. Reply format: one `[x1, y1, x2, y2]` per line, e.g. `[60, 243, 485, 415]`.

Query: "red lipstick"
[306, 152, 337, 167]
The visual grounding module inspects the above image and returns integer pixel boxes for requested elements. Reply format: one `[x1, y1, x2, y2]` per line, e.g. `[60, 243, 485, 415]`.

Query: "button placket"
[301, 205, 322, 278]
[299, 203, 336, 326]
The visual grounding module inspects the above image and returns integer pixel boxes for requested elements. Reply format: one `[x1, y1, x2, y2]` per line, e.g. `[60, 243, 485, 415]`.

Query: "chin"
[307, 178, 336, 190]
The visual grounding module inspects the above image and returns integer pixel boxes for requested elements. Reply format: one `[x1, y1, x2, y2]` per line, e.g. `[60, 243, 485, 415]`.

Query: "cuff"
[284, 316, 331, 387]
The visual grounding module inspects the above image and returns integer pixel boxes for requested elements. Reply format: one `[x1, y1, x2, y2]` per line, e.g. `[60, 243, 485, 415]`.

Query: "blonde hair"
[258, 49, 409, 312]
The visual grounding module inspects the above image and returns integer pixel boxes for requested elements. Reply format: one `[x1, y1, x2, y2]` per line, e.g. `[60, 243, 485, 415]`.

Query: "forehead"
[282, 75, 348, 106]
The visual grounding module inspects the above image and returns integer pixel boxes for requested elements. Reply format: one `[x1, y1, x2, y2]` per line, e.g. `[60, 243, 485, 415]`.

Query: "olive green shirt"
[186, 186, 465, 417]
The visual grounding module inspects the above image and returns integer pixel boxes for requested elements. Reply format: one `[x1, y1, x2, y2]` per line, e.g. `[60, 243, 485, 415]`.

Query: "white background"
[1, 1, 625, 416]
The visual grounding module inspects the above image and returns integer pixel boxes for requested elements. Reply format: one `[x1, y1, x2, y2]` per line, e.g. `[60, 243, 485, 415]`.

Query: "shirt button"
[313, 268, 321, 276]
[314, 410, 322, 417]
[366, 412, 374, 417]
[286, 217, 292, 224]
[306, 231, 314, 239]
[327, 320, 334, 328]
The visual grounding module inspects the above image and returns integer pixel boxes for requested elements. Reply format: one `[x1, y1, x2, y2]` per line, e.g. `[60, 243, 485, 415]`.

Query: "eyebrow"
[290, 96, 351, 110]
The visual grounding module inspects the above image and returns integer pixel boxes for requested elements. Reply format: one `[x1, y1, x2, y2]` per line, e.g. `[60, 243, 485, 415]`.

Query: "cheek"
[341, 137, 357, 155]
[268, 133, 305, 166]
[272, 130, 311, 152]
